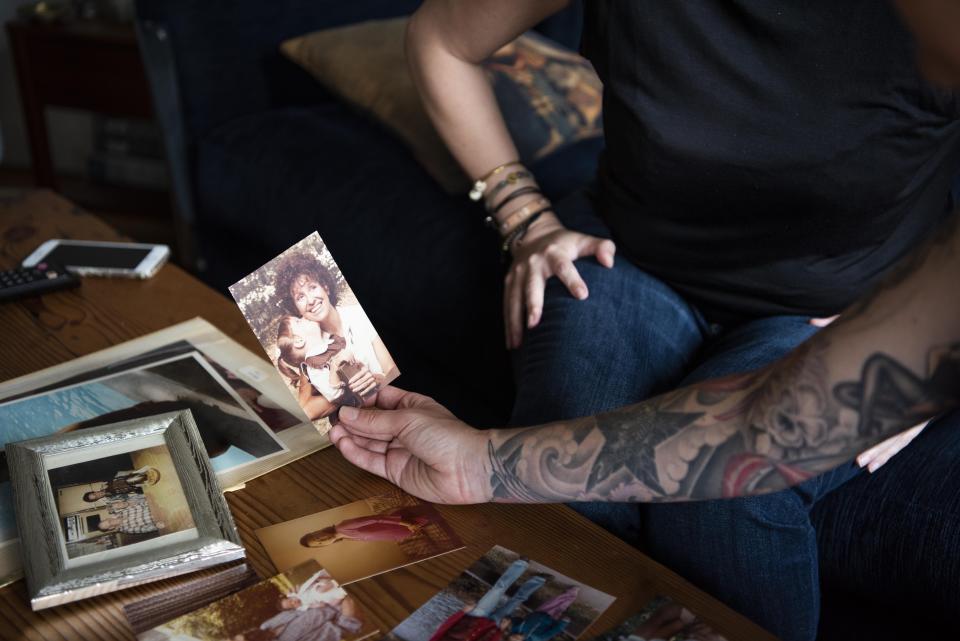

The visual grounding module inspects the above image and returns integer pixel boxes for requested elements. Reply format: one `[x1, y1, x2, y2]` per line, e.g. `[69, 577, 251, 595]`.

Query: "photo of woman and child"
[230, 233, 399, 429]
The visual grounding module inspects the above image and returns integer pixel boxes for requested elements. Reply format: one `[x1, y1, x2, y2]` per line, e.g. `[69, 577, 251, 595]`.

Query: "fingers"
[866, 422, 926, 472]
[856, 421, 928, 472]
[337, 388, 442, 439]
[596, 238, 616, 268]
[579, 236, 616, 269]
[331, 431, 388, 478]
[546, 250, 588, 300]
[525, 269, 546, 328]
[331, 428, 391, 453]
[504, 266, 525, 349]
[809, 315, 840, 327]
[375, 385, 439, 411]
[505, 231, 613, 344]
[370, 385, 421, 410]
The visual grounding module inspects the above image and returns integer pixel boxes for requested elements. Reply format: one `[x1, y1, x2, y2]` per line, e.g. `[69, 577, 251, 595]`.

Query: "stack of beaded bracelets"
[470, 161, 553, 253]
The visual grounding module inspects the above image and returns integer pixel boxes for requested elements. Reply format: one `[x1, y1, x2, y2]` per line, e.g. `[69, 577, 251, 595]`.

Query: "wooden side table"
[5, 19, 155, 190]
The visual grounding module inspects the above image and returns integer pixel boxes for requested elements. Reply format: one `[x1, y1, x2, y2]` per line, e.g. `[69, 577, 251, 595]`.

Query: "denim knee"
[511, 259, 705, 425]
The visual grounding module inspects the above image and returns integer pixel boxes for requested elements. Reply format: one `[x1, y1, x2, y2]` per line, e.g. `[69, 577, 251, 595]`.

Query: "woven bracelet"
[485, 170, 532, 204]
[501, 207, 551, 254]
[490, 186, 542, 214]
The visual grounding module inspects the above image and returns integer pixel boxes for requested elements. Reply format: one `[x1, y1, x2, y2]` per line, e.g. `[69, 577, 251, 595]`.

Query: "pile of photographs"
[0, 317, 328, 586]
[128, 536, 729, 641]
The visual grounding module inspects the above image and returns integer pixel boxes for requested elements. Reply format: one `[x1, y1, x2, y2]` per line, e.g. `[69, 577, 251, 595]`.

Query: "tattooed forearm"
[489, 342, 960, 502]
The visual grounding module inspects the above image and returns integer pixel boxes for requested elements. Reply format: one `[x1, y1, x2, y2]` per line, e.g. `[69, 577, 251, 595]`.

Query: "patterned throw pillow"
[281, 18, 602, 194]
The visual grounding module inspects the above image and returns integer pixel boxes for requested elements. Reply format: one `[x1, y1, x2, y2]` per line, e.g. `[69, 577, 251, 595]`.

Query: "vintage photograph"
[587, 596, 728, 641]
[256, 490, 462, 585]
[48, 443, 196, 562]
[139, 560, 378, 641]
[7, 412, 244, 609]
[230, 232, 400, 431]
[0, 352, 286, 543]
[387, 545, 615, 641]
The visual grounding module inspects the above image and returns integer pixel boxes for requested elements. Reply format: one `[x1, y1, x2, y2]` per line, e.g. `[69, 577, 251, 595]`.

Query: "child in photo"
[276, 317, 365, 408]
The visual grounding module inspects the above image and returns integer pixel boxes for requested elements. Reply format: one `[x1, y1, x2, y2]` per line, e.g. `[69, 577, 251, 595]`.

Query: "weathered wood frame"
[7, 410, 244, 610]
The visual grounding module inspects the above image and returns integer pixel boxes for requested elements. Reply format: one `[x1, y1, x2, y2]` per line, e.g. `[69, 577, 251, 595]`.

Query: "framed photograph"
[0, 317, 329, 585]
[230, 232, 400, 431]
[387, 545, 615, 641]
[7, 410, 245, 610]
[139, 560, 379, 641]
[256, 489, 463, 584]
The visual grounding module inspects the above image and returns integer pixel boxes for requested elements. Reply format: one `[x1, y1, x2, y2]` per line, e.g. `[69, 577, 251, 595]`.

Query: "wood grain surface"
[0, 191, 776, 641]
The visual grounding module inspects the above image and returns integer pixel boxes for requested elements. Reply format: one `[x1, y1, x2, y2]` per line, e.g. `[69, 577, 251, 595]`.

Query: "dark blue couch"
[133, 0, 599, 427]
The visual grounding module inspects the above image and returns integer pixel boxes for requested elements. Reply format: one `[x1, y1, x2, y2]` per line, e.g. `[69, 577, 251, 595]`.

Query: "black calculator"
[0, 263, 80, 303]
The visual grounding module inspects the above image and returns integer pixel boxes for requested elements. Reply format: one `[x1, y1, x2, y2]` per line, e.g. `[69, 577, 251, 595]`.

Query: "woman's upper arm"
[408, 0, 571, 63]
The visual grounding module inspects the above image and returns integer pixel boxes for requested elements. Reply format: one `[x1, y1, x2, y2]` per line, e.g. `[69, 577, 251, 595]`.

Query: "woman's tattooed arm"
[487, 212, 960, 502]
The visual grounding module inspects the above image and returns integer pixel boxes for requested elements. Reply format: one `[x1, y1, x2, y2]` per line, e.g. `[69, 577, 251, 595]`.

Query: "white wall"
[0, 0, 93, 173]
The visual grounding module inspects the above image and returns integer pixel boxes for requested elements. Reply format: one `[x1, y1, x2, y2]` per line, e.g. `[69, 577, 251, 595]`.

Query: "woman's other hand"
[505, 213, 615, 349]
[330, 386, 491, 504]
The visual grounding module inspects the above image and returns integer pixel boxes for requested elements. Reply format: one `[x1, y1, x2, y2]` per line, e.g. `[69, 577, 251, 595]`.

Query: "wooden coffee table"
[0, 191, 776, 641]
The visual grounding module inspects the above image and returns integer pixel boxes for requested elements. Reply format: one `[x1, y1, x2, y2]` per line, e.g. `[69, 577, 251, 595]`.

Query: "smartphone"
[21, 239, 170, 278]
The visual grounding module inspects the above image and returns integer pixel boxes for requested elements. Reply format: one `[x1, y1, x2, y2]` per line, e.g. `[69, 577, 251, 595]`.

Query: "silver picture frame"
[7, 410, 245, 610]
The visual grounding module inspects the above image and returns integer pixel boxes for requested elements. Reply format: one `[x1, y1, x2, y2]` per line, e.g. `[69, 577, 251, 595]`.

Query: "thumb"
[374, 385, 437, 411]
[338, 404, 410, 440]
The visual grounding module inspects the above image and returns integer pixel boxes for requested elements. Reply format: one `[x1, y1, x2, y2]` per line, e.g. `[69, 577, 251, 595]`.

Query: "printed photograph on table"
[48, 442, 195, 561]
[3, 338, 304, 434]
[139, 559, 378, 641]
[229, 232, 400, 434]
[587, 595, 728, 641]
[386, 545, 615, 641]
[256, 489, 462, 585]
[0, 352, 285, 544]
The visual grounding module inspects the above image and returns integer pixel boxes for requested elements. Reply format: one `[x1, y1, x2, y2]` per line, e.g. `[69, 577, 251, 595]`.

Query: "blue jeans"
[471, 558, 546, 622]
[510, 190, 960, 640]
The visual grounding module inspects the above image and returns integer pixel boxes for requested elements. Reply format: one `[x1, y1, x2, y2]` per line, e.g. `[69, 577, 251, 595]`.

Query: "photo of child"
[276, 317, 364, 408]
[139, 560, 378, 641]
[230, 233, 400, 434]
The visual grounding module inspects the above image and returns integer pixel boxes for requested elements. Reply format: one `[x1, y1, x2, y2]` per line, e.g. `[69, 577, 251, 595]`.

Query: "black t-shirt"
[582, 0, 960, 322]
